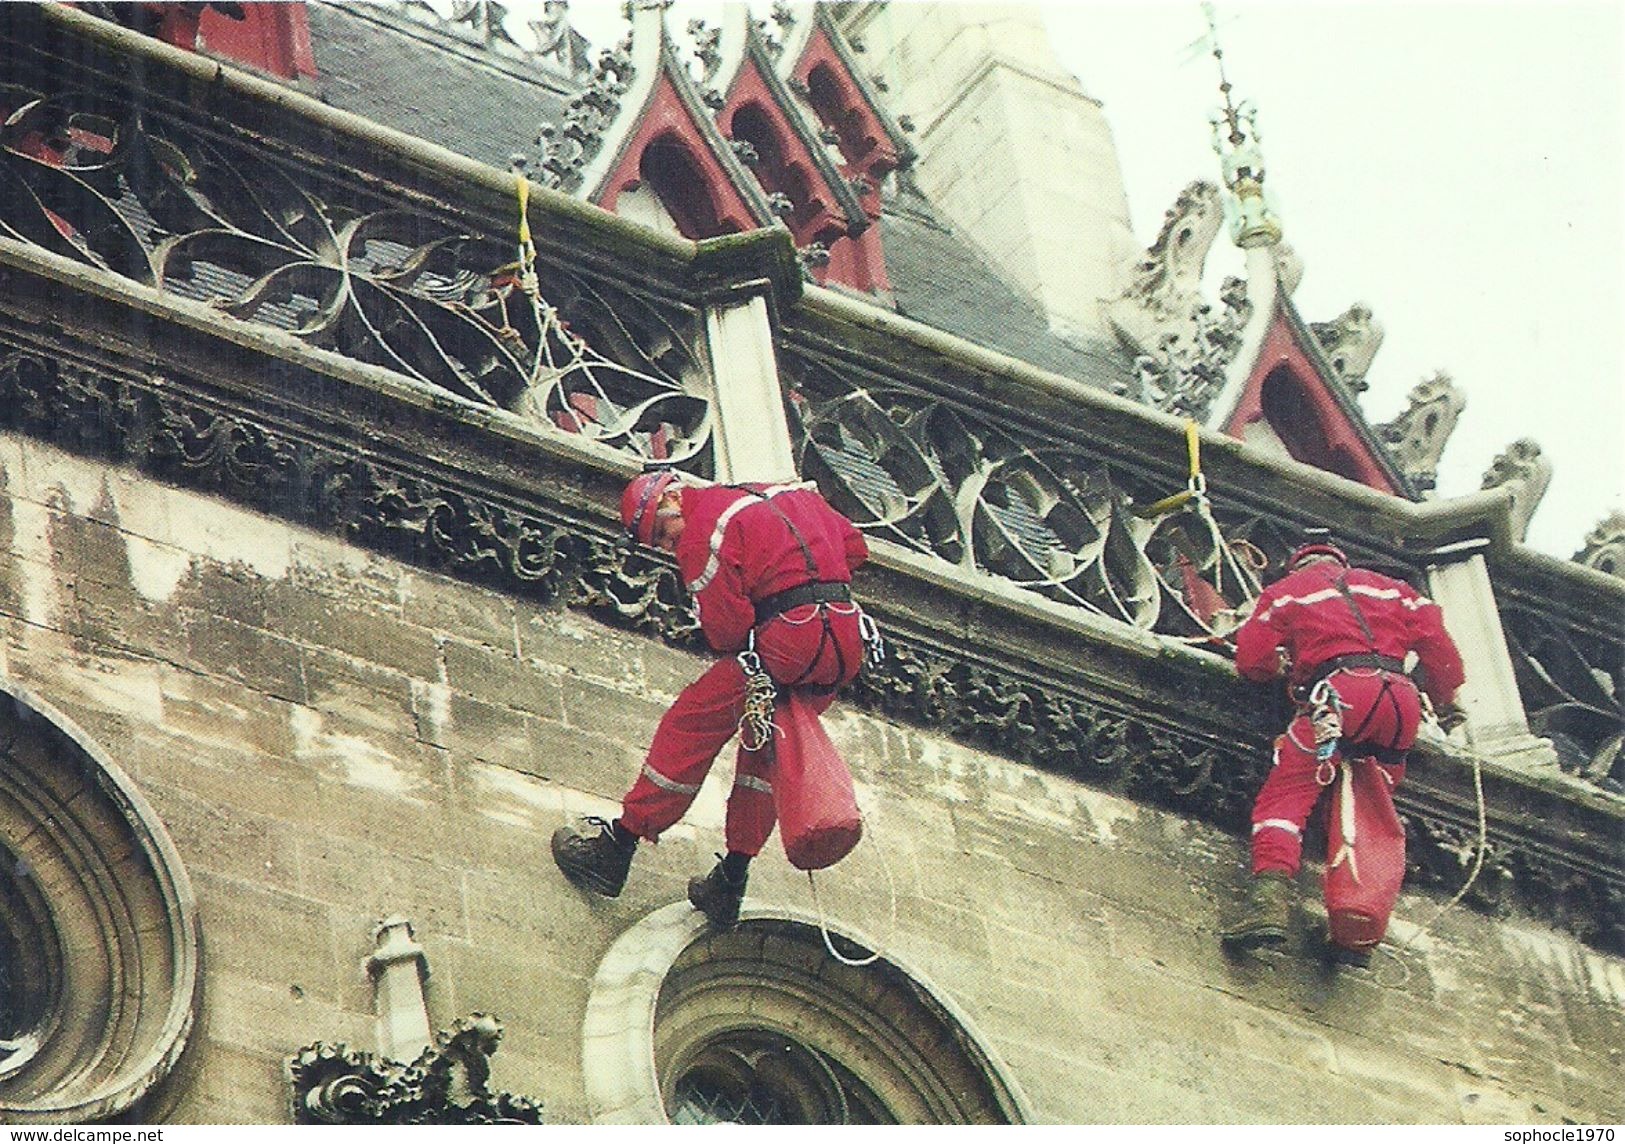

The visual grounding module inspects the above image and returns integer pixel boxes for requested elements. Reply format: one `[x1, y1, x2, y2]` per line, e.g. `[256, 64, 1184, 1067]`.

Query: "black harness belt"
[753, 581, 851, 625]
[1302, 653, 1408, 692]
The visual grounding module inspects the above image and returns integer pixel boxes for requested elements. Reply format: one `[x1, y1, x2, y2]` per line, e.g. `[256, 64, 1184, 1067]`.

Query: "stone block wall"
[2, 431, 1620, 1124]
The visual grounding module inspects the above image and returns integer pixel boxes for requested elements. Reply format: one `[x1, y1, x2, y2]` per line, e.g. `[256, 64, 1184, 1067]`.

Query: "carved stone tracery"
[0, 80, 708, 470]
[783, 349, 1276, 642]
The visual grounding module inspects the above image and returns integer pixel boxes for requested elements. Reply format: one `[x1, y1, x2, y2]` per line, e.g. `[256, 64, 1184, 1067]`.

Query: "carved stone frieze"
[1309, 302, 1383, 393]
[287, 1015, 543, 1125]
[1481, 438, 1553, 543]
[1376, 372, 1465, 497]
[0, 346, 699, 644]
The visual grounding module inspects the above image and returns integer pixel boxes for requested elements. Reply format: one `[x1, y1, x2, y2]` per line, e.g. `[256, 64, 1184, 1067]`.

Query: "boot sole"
[688, 880, 742, 928]
[551, 833, 628, 898]
[1221, 926, 1289, 951]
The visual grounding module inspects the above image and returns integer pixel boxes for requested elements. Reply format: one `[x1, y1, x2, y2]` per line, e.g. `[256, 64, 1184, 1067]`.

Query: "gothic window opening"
[582, 908, 1028, 1125]
[1260, 365, 1363, 484]
[0, 844, 50, 1082]
[669, 1029, 889, 1125]
[729, 103, 817, 235]
[637, 133, 739, 240]
[805, 63, 877, 170]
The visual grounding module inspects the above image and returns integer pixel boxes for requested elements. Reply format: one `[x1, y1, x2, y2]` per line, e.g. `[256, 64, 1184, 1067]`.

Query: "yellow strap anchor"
[1135, 419, 1206, 519]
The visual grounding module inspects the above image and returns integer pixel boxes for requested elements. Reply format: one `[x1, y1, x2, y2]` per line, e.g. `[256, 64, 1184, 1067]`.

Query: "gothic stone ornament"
[1481, 438, 1553, 543]
[1309, 303, 1384, 393]
[1377, 372, 1465, 497]
[1109, 182, 1223, 354]
[1574, 510, 1625, 580]
[1108, 183, 1252, 420]
[287, 1015, 544, 1124]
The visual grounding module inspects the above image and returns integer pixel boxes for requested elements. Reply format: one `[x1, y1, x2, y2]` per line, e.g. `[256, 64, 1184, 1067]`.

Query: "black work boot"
[688, 854, 748, 929]
[1221, 871, 1294, 951]
[552, 816, 636, 897]
[1322, 938, 1374, 969]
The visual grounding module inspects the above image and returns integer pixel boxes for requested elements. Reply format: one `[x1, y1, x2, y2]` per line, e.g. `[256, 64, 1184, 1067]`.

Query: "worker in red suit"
[1222, 533, 1465, 960]
[552, 470, 878, 927]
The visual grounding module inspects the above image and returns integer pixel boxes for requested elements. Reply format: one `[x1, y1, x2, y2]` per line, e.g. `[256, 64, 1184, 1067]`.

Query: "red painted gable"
[789, 24, 900, 294]
[198, 3, 317, 82]
[1223, 308, 1399, 495]
[722, 56, 855, 255]
[76, 3, 317, 81]
[594, 69, 761, 239]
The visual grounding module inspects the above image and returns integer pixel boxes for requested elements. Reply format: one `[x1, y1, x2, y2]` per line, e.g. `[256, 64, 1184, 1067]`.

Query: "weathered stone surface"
[441, 635, 565, 719]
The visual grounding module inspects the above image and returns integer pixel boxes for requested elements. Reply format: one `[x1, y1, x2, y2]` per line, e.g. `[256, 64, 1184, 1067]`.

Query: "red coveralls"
[1233, 562, 1464, 876]
[619, 481, 870, 855]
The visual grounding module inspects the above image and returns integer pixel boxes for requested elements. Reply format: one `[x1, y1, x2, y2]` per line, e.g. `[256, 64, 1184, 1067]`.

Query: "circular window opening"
[583, 905, 1027, 1124]
[0, 839, 58, 1081]
[0, 685, 200, 1123]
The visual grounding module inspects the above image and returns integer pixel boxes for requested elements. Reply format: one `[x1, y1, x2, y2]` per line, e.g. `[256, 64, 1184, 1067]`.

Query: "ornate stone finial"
[1481, 438, 1553, 542]
[797, 241, 831, 272]
[287, 1014, 544, 1125]
[1377, 371, 1465, 497]
[1273, 240, 1304, 296]
[1107, 181, 1250, 417]
[448, 0, 517, 47]
[1310, 303, 1384, 392]
[365, 916, 431, 1064]
[1573, 510, 1625, 578]
[688, 17, 721, 80]
[531, 42, 636, 191]
[1197, 3, 1281, 248]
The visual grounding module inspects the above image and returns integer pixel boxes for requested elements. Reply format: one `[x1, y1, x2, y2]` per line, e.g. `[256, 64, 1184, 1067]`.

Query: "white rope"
[1401, 746, 1489, 950]
[804, 813, 898, 968]
[1373, 741, 1489, 987]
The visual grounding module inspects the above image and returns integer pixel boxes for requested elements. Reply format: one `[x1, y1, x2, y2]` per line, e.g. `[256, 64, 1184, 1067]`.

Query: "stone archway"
[581, 902, 1029, 1124]
[0, 684, 201, 1123]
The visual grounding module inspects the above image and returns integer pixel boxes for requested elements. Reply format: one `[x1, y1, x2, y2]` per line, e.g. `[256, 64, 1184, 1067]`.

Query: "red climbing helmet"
[1287, 529, 1349, 571]
[621, 471, 679, 546]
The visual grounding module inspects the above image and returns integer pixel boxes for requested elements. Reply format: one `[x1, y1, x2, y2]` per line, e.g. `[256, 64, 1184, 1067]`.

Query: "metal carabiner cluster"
[736, 639, 779, 753]
[1308, 677, 1347, 785]
[858, 610, 886, 670]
